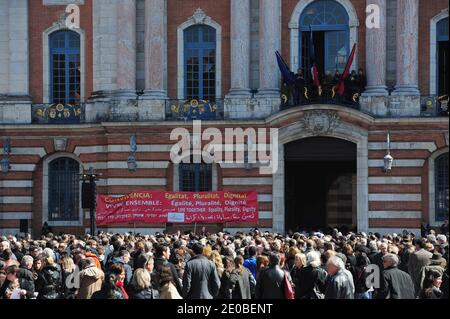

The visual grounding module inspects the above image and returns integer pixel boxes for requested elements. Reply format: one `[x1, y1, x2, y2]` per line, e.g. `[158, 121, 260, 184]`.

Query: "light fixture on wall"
[383, 131, 394, 173]
[1, 138, 11, 174]
[127, 134, 138, 172]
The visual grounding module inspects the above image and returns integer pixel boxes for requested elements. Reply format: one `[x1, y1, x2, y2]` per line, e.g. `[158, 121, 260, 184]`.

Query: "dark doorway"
[285, 137, 357, 233]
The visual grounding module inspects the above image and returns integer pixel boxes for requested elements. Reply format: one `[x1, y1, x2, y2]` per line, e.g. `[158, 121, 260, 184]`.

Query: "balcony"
[165, 99, 224, 121]
[280, 83, 361, 111]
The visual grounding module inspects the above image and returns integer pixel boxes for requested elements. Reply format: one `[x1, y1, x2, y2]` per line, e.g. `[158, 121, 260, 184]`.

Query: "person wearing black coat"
[377, 253, 415, 299]
[255, 253, 285, 299]
[129, 268, 159, 299]
[353, 253, 372, 299]
[0, 265, 35, 299]
[227, 257, 255, 299]
[92, 274, 126, 300]
[35, 257, 62, 299]
[153, 244, 183, 295]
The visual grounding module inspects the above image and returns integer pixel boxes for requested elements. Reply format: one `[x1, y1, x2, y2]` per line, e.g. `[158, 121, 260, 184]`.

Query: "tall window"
[48, 157, 80, 221]
[435, 153, 449, 222]
[179, 163, 212, 192]
[300, 0, 349, 79]
[184, 25, 216, 101]
[49, 30, 81, 105]
[437, 18, 449, 96]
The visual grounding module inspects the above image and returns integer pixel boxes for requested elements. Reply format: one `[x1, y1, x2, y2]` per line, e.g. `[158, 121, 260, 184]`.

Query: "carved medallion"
[300, 110, 340, 135]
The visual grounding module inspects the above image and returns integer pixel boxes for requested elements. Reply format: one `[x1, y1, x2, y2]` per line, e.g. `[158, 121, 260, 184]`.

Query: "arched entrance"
[284, 137, 357, 233]
[270, 106, 370, 234]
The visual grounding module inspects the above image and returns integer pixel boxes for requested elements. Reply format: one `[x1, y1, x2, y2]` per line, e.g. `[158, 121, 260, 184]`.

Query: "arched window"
[299, 0, 350, 78]
[435, 153, 449, 222]
[48, 157, 80, 221]
[184, 25, 216, 101]
[179, 162, 212, 192]
[436, 18, 449, 96]
[49, 30, 81, 105]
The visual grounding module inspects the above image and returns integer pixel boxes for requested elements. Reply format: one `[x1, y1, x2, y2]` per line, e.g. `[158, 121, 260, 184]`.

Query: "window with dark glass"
[184, 25, 216, 101]
[49, 30, 81, 105]
[48, 157, 80, 221]
[300, 0, 350, 79]
[179, 162, 212, 192]
[435, 153, 449, 222]
[437, 18, 449, 96]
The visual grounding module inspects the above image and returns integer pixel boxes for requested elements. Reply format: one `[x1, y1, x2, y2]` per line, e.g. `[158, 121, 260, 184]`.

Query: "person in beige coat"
[77, 258, 104, 299]
[158, 266, 182, 299]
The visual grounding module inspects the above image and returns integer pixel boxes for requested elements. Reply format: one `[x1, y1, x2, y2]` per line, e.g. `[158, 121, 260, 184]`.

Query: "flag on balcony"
[276, 51, 295, 85]
[310, 25, 321, 88]
[336, 43, 357, 96]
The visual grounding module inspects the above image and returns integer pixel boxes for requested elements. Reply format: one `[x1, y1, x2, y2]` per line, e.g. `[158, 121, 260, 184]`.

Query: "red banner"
[96, 191, 258, 226]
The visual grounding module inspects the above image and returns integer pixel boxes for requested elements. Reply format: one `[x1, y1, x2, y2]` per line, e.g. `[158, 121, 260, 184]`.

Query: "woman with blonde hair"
[129, 268, 159, 299]
[209, 250, 224, 278]
[60, 255, 77, 299]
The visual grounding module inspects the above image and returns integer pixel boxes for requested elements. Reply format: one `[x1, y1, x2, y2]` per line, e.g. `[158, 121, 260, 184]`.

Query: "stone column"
[115, 0, 137, 98]
[143, 0, 167, 99]
[257, 0, 281, 97]
[393, 0, 420, 95]
[363, 0, 388, 96]
[0, 0, 31, 124]
[227, 0, 251, 97]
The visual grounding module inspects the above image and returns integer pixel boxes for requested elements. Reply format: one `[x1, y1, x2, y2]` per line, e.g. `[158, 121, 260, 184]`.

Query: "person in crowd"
[77, 257, 104, 299]
[294, 251, 327, 299]
[182, 242, 220, 299]
[158, 266, 182, 299]
[34, 256, 61, 299]
[153, 243, 183, 295]
[92, 274, 126, 299]
[218, 256, 234, 299]
[324, 256, 354, 299]
[227, 256, 255, 299]
[353, 253, 372, 299]
[377, 253, 415, 299]
[129, 268, 159, 299]
[255, 253, 285, 299]
[109, 263, 128, 299]
[256, 255, 269, 280]
[59, 254, 77, 299]
[290, 253, 306, 298]
[408, 238, 433, 295]
[419, 269, 443, 299]
[244, 246, 257, 280]
[209, 250, 224, 278]
[0, 265, 34, 299]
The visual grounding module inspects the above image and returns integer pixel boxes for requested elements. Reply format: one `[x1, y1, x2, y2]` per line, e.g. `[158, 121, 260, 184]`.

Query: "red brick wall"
[167, 0, 231, 99]
[419, 0, 449, 95]
[29, 0, 93, 103]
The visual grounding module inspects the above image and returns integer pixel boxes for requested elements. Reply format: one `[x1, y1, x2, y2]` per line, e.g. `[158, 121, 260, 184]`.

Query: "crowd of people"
[0, 224, 448, 300]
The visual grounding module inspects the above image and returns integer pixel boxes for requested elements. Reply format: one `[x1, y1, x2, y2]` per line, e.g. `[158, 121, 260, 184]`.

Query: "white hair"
[437, 235, 447, 244]
[360, 238, 367, 246]
[21, 255, 34, 268]
[306, 251, 321, 268]
[382, 253, 399, 267]
[327, 256, 345, 270]
[43, 248, 55, 260]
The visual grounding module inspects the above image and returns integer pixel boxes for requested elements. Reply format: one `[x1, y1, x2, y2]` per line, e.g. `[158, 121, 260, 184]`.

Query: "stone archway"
[269, 106, 369, 234]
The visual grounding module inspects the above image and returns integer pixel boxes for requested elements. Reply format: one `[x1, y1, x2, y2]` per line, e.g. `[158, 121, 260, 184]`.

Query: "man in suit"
[408, 238, 433, 296]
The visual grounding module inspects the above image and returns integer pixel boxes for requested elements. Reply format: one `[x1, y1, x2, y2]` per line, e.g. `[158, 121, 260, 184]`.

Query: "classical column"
[363, 0, 388, 96]
[115, 0, 137, 98]
[143, 0, 167, 99]
[393, 0, 420, 95]
[227, 0, 251, 97]
[257, 0, 281, 97]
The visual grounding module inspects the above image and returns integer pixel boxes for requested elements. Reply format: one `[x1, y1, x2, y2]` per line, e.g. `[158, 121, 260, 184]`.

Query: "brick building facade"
[0, 0, 448, 236]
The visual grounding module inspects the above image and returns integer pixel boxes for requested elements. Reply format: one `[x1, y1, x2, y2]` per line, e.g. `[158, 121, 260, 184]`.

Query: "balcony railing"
[32, 103, 83, 124]
[280, 84, 361, 110]
[165, 99, 224, 121]
[420, 95, 449, 117]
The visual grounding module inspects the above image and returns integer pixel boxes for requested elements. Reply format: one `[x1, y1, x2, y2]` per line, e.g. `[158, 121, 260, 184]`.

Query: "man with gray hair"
[377, 253, 415, 299]
[324, 256, 354, 299]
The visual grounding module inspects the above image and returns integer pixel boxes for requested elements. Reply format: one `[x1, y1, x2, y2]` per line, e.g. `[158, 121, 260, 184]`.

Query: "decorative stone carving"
[54, 138, 67, 151]
[192, 8, 209, 25]
[300, 111, 341, 135]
